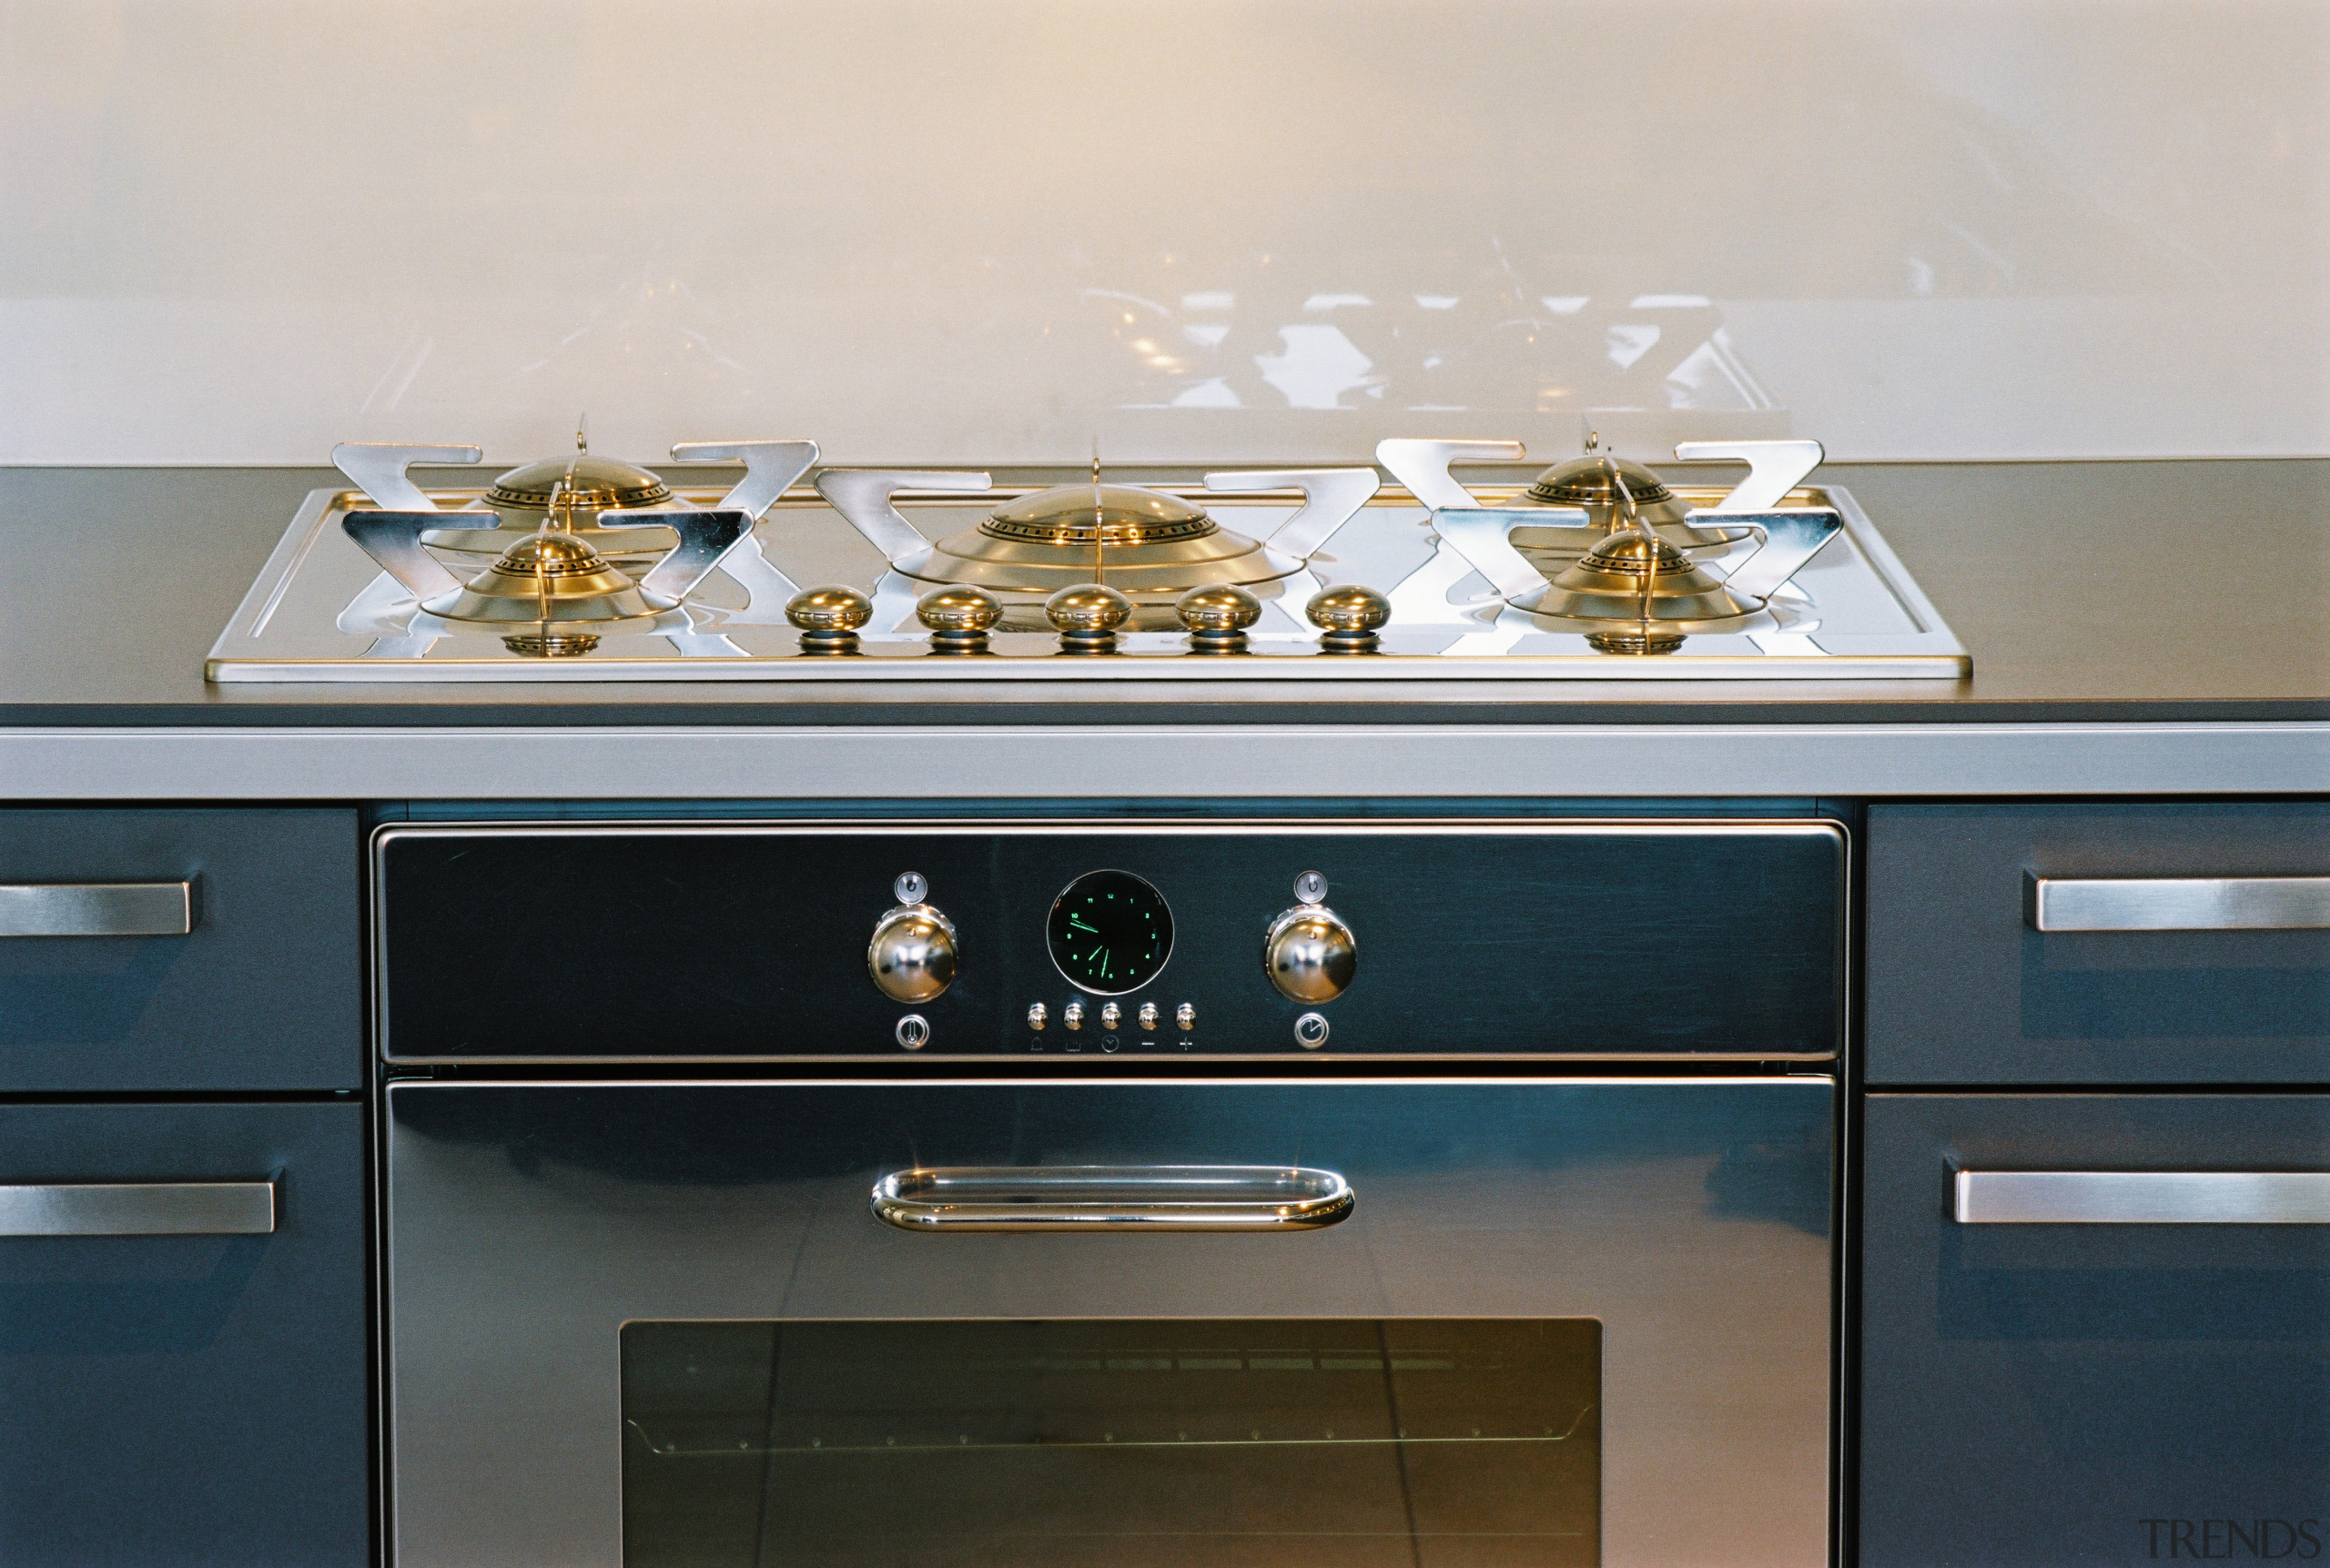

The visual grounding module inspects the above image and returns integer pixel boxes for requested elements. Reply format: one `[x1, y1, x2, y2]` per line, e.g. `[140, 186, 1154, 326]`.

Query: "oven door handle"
[871, 1165, 1354, 1232]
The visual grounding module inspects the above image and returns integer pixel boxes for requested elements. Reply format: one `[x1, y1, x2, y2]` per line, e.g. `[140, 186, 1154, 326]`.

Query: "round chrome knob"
[1176, 582, 1261, 653]
[916, 584, 1002, 654]
[788, 584, 874, 654]
[867, 903, 958, 1003]
[1264, 905, 1356, 1003]
[1045, 582, 1132, 654]
[1304, 584, 1390, 653]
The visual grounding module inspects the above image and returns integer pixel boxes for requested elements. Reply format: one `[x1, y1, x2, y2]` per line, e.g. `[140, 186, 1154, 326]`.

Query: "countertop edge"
[5, 720, 2324, 801]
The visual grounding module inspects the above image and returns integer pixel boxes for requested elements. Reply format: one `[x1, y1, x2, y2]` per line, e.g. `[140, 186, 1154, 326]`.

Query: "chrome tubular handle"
[2025, 873, 2330, 931]
[669, 440, 820, 522]
[871, 1165, 1354, 1232]
[1373, 438, 1525, 511]
[1204, 467, 1382, 559]
[331, 442, 481, 512]
[1956, 1170, 2330, 1225]
[816, 470, 993, 563]
[0, 1181, 277, 1236]
[0, 882, 192, 937]
[1674, 438, 1824, 513]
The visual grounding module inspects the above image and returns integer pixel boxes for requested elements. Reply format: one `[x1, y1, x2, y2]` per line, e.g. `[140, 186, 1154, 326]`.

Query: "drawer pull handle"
[2023, 873, 2330, 932]
[0, 1181, 276, 1236]
[1956, 1170, 2330, 1225]
[872, 1165, 1354, 1232]
[0, 882, 193, 937]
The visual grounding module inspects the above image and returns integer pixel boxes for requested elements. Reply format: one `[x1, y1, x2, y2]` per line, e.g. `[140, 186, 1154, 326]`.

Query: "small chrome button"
[1100, 1001, 1122, 1030]
[894, 871, 928, 905]
[896, 1014, 931, 1050]
[1064, 1000, 1085, 1031]
[1175, 1001, 1196, 1030]
[1026, 1001, 1048, 1031]
[1137, 1000, 1160, 1030]
[1294, 870, 1328, 905]
[1294, 1012, 1330, 1049]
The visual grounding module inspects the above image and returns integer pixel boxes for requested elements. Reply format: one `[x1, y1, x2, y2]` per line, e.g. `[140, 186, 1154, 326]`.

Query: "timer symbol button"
[896, 1014, 931, 1050]
[1100, 1001, 1122, 1030]
[1064, 1000, 1085, 1031]
[1175, 1001, 1196, 1030]
[1137, 1001, 1160, 1030]
[1294, 1012, 1330, 1049]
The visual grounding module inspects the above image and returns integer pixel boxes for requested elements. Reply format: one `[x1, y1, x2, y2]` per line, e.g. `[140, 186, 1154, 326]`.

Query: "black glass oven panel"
[622, 1318, 1600, 1568]
[377, 826, 1841, 1057]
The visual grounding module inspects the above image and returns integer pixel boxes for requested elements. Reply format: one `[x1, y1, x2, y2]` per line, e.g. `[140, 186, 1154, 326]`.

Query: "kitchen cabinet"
[1866, 803, 2330, 1084]
[1859, 1092, 2330, 1567]
[0, 1099, 370, 1566]
[0, 808, 363, 1091]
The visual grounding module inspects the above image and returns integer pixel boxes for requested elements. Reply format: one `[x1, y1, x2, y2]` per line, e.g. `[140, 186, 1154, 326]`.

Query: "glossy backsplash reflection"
[0, 0, 2321, 461]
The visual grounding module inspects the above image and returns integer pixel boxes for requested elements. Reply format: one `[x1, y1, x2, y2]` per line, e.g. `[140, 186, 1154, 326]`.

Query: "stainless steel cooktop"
[205, 435, 1968, 683]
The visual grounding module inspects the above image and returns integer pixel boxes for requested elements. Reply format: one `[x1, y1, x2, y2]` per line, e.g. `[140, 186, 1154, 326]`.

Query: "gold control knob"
[866, 904, 958, 1003]
[1176, 582, 1262, 654]
[788, 585, 874, 654]
[1264, 905, 1356, 1003]
[1045, 582, 1132, 654]
[1305, 584, 1391, 653]
[916, 584, 1002, 654]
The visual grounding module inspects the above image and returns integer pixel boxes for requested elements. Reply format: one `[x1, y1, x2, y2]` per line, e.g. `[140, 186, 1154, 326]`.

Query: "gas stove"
[205, 432, 1966, 683]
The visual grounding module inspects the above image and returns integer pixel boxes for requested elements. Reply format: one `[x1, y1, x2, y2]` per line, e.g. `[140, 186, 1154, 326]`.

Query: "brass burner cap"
[1527, 454, 1675, 508]
[1575, 531, 1694, 578]
[984, 483, 1215, 547]
[485, 453, 673, 516]
[1586, 628, 1687, 654]
[491, 530, 621, 578]
[501, 632, 601, 658]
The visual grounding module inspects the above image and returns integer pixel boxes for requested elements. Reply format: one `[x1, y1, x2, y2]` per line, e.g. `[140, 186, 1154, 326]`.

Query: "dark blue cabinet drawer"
[1867, 803, 2330, 1084]
[0, 1100, 368, 1566]
[0, 808, 361, 1090]
[1860, 1094, 2330, 1567]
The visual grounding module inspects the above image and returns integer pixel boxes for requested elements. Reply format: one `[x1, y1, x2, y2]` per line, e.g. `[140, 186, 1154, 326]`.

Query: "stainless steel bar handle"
[2024, 872, 2330, 931]
[872, 1164, 1354, 1232]
[0, 1181, 277, 1236]
[1956, 1170, 2330, 1225]
[0, 882, 192, 937]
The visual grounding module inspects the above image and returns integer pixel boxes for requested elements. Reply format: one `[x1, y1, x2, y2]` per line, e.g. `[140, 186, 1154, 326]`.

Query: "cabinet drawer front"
[1860, 1093, 2330, 1568]
[0, 808, 360, 1089]
[0, 1100, 369, 1568]
[1868, 803, 2330, 1084]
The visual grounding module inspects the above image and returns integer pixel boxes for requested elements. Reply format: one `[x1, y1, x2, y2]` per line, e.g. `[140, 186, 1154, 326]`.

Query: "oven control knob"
[867, 904, 958, 1003]
[1263, 905, 1356, 1003]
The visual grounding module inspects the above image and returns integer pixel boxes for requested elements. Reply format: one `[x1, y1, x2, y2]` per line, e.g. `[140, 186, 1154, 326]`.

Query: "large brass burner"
[419, 448, 681, 564]
[1513, 452, 1748, 565]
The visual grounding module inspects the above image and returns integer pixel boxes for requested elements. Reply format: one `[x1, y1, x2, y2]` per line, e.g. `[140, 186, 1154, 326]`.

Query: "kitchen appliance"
[379, 816, 1845, 1568]
[207, 433, 1966, 681]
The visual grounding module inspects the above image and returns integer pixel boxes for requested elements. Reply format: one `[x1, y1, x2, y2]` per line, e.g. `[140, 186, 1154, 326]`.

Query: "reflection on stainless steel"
[869, 1165, 1355, 1230]
[866, 903, 958, 1002]
[386, 1079, 1834, 1568]
[1374, 437, 1525, 511]
[2023, 873, 2330, 932]
[0, 881, 192, 938]
[1954, 1170, 2330, 1225]
[667, 439, 819, 523]
[0, 1180, 275, 1236]
[1264, 904, 1357, 1002]
[1677, 439, 1825, 512]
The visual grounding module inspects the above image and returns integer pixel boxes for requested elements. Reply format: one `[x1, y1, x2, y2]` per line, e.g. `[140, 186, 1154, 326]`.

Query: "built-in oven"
[376, 817, 1847, 1568]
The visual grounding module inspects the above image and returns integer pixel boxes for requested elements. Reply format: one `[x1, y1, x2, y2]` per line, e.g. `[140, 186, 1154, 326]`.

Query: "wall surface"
[2, 0, 2324, 466]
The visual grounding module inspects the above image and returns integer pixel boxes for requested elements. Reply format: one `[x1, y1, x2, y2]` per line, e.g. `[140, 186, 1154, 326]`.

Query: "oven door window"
[622, 1318, 1600, 1567]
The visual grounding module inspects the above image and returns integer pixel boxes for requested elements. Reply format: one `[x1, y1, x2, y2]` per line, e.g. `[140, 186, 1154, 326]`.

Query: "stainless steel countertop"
[1, 460, 2323, 799]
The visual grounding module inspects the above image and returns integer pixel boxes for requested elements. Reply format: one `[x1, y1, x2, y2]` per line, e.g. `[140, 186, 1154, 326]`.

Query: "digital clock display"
[1046, 870, 1174, 996]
